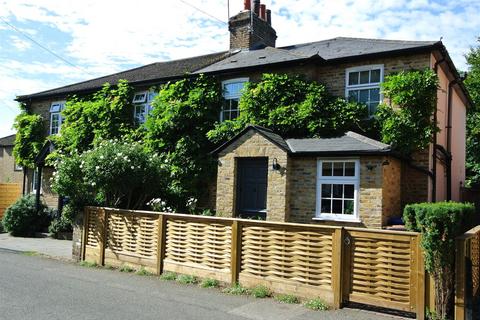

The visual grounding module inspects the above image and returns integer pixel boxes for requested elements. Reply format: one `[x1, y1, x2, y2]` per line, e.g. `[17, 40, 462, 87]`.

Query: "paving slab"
[0, 232, 72, 259]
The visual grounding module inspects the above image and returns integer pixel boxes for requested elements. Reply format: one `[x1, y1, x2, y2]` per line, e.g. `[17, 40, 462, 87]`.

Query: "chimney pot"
[244, 0, 251, 11]
[253, 0, 260, 15]
[260, 4, 266, 20]
[266, 9, 272, 25]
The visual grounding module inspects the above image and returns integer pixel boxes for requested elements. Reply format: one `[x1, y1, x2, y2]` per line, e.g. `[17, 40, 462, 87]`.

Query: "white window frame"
[315, 158, 360, 222]
[345, 64, 384, 117]
[14, 163, 22, 171]
[49, 101, 66, 135]
[133, 91, 156, 124]
[220, 78, 249, 122]
[31, 169, 41, 194]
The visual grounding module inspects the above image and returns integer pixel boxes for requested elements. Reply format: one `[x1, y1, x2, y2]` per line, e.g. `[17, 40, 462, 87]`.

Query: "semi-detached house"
[14, 0, 471, 229]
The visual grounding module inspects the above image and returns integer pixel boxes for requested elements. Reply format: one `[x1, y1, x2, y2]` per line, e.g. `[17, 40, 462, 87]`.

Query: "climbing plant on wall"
[13, 111, 45, 168]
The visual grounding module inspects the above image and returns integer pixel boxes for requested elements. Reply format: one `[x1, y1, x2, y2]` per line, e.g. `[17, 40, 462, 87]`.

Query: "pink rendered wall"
[430, 54, 467, 201]
[451, 92, 466, 200]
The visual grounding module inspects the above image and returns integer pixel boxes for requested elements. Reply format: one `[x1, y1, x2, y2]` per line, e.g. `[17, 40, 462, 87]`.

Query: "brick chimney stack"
[229, 0, 277, 50]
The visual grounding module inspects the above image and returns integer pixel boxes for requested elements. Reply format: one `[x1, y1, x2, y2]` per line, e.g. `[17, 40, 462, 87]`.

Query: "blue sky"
[0, 0, 479, 138]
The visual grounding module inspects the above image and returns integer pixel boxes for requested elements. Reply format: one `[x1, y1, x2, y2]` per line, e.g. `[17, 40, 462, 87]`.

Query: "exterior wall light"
[272, 158, 280, 170]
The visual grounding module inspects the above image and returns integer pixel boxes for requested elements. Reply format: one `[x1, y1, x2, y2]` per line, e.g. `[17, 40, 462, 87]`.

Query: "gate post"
[332, 228, 345, 309]
[455, 237, 467, 320]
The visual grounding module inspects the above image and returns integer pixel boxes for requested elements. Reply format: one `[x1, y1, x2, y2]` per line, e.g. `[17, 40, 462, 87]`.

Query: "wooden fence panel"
[81, 207, 425, 317]
[104, 210, 159, 273]
[0, 183, 21, 219]
[238, 222, 337, 303]
[344, 229, 421, 313]
[163, 217, 232, 282]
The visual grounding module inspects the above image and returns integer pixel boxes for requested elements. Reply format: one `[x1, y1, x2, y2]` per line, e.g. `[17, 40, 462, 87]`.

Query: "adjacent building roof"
[0, 134, 15, 147]
[211, 125, 392, 156]
[16, 51, 231, 101]
[17, 37, 442, 102]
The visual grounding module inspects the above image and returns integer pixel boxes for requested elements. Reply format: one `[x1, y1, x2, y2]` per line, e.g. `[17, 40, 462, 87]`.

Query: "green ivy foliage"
[465, 38, 480, 187]
[52, 139, 167, 210]
[53, 80, 135, 155]
[207, 73, 367, 143]
[376, 69, 439, 155]
[13, 112, 45, 168]
[403, 202, 475, 319]
[144, 75, 222, 210]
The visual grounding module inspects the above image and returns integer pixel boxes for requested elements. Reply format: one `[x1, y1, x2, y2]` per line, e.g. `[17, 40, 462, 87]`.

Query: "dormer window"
[133, 91, 157, 124]
[221, 78, 248, 122]
[49, 101, 66, 135]
[345, 65, 383, 117]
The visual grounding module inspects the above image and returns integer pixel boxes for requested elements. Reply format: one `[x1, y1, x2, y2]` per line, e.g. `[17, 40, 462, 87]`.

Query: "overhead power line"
[178, 0, 228, 25]
[0, 15, 94, 76]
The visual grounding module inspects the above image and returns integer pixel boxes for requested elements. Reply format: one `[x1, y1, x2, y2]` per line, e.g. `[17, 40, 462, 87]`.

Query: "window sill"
[312, 217, 361, 223]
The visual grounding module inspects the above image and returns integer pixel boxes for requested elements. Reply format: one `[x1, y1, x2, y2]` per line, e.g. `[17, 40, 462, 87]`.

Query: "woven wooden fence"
[455, 225, 480, 320]
[0, 183, 21, 219]
[82, 207, 425, 318]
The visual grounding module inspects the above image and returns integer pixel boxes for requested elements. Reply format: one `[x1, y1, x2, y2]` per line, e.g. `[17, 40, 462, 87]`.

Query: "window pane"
[359, 71, 370, 84]
[332, 200, 342, 214]
[344, 162, 355, 176]
[348, 72, 359, 85]
[224, 82, 246, 99]
[370, 88, 380, 103]
[359, 89, 369, 103]
[50, 104, 61, 112]
[333, 162, 343, 176]
[344, 184, 355, 199]
[344, 200, 354, 215]
[321, 199, 331, 213]
[371, 69, 381, 83]
[321, 184, 331, 197]
[368, 102, 379, 115]
[133, 93, 147, 103]
[322, 162, 332, 176]
[333, 184, 343, 198]
[348, 90, 359, 103]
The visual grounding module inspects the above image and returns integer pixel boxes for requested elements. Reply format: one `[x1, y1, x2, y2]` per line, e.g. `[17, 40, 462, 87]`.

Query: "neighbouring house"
[14, 0, 471, 229]
[0, 134, 23, 184]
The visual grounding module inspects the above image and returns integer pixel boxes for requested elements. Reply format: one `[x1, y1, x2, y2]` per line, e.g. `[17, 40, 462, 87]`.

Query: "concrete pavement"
[0, 232, 72, 259]
[0, 249, 407, 320]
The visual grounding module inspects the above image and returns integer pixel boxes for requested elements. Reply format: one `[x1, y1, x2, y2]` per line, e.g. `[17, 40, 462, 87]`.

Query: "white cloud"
[10, 35, 31, 51]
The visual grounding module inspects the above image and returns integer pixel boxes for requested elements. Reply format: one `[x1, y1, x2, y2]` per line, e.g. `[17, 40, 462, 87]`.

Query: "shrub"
[0, 220, 4, 233]
[274, 294, 299, 304]
[2, 195, 51, 236]
[160, 272, 177, 281]
[250, 285, 271, 298]
[303, 298, 329, 311]
[403, 201, 475, 319]
[200, 278, 219, 288]
[52, 139, 167, 210]
[222, 283, 250, 295]
[176, 274, 197, 284]
[48, 215, 73, 239]
[136, 267, 153, 276]
[79, 261, 98, 268]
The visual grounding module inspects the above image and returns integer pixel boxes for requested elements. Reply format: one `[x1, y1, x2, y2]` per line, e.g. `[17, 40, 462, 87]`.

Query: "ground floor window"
[316, 159, 359, 220]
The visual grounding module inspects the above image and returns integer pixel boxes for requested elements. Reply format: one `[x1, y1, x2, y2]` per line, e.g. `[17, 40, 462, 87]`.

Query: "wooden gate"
[0, 183, 22, 219]
[342, 228, 424, 314]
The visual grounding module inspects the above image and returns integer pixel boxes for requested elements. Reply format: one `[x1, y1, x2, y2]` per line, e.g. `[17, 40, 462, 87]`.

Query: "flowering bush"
[52, 139, 168, 210]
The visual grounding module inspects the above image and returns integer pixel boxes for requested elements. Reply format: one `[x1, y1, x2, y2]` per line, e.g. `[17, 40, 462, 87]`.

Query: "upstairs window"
[49, 101, 66, 135]
[133, 91, 157, 124]
[316, 159, 360, 221]
[345, 65, 383, 117]
[221, 78, 248, 122]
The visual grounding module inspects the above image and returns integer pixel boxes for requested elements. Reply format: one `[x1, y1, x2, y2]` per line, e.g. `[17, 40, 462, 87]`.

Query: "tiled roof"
[0, 134, 15, 146]
[211, 126, 391, 156]
[16, 51, 230, 101]
[17, 37, 440, 102]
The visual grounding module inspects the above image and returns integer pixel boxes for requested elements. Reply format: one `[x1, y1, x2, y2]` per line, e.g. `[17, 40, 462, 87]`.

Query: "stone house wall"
[216, 130, 289, 221]
[0, 145, 23, 184]
[288, 155, 401, 229]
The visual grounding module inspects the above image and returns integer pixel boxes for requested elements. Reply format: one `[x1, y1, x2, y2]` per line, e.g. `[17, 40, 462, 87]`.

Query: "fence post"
[156, 214, 167, 275]
[231, 220, 242, 285]
[415, 235, 425, 320]
[98, 208, 108, 266]
[455, 237, 467, 320]
[332, 228, 344, 309]
[81, 207, 89, 261]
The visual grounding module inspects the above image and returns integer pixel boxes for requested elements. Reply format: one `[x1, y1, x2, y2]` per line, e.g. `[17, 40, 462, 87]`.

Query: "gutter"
[446, 79, 457, 200]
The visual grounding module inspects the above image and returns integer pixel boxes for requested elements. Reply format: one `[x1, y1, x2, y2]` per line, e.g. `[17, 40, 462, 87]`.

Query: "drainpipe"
[446, 79, 457, 201]
[35, 165, 42, 212]
[22, 167, 27, 195]
[432, 58, 446, 202]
